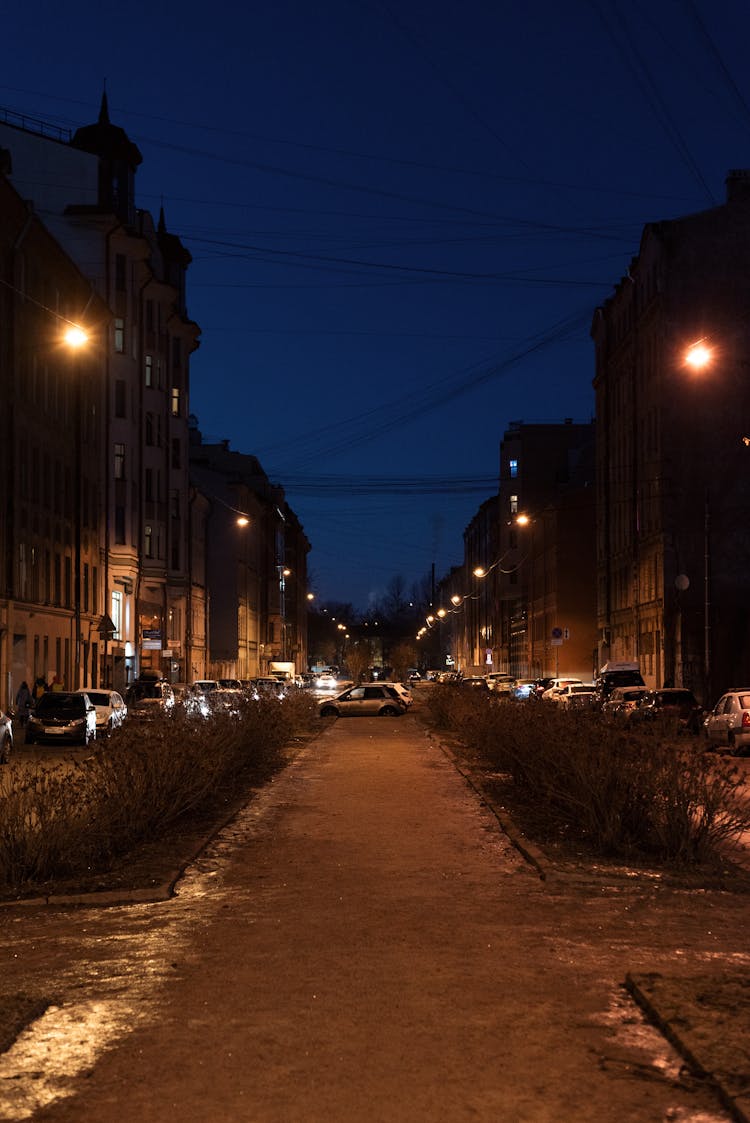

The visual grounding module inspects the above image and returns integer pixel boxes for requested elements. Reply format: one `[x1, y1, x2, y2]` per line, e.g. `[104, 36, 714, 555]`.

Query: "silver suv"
[319, 684, 407, 717]
[703, 689, 750, 754]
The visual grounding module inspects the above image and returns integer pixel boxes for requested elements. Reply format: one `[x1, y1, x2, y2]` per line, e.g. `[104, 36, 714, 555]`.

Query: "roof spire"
[158, 200, 166, 233]
[99, 80, 109, 125]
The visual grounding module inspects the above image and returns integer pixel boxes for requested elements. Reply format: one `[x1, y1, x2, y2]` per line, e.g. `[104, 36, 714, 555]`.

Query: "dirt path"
[1, 716, 745, 1121]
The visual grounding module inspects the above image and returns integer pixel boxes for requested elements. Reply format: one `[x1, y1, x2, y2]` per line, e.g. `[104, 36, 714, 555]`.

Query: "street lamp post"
[64, 325, 89, 690]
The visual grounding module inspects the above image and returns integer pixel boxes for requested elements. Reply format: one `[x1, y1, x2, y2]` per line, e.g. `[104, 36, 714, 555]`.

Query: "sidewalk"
[1, 715, 747, 1121]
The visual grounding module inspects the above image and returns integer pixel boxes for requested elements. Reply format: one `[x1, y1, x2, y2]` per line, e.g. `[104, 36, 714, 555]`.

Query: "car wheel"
[728, 732, 739, 755]
[380, 706, 399, 716]
[0, 735, 10, 764]
[320, 706, 338, 717]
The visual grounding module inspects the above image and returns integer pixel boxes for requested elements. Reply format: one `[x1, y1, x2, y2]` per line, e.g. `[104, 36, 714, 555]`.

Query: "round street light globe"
[684, 342, 712, 370]
[64, 325, 88, 348]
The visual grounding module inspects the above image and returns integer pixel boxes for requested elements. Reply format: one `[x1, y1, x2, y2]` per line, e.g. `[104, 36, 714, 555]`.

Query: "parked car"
[192, 679, 221, 695]
[252, 677, 288, 699]
[511, 679, 538, 700]
[555, 683, 597, 708]
[125, 678, 175, 720]
[703, 689, 750, 754]
[374, 681, 413, 707]
[594, 661, 645, 705]
[0, 711, 13, 763]
[541, 678, 583, 701]
[601, 686, 648, 719]
[319, 684, 407, 717]
[485, 672, 515, 695]
[217, 678, 243, 691]
[26, 691, 97, 746]
[314, 671, 338, 691]
[633, 689, 703, 733]
[75, 688, 127, 738]
[459, 676, 491, 692]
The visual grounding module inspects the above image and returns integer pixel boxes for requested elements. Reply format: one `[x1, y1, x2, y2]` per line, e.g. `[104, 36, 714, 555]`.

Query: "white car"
[554, 683, 597, 708]
[541, 678, 583, 701]
[704, 689, 750, 754]
[374, 681, 413, 707]
[76, 688, 127, 737]
[485, 673, 516, 695]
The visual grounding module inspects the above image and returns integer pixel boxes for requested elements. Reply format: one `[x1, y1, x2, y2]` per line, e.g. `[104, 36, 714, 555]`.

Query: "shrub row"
[426, 686, 750, 864]
[0, 691, 318, 892]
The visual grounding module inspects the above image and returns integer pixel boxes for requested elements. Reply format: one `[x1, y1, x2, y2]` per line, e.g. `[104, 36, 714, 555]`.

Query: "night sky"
[4, 0, 750, 609]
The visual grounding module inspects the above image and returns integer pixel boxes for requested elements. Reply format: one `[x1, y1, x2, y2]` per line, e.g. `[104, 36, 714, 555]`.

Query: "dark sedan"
[25, 691, 97, 746]
[633, 689, 703, 733]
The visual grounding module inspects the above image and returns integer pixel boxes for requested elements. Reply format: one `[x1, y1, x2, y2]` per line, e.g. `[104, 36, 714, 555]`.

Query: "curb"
[624, 973, 750, 1123]
[430, 732, 548, 881]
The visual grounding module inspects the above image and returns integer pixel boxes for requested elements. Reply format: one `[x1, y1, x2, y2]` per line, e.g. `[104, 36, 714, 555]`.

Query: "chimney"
[725, 169, 750, 204]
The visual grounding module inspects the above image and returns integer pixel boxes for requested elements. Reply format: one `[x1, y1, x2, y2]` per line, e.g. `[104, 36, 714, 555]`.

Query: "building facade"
[189, 430, 310, 680]
[0, 170, 110, 697]
[0, 99, 199, 692]
[592, 170, 750, 701]
[449, 420, 596, 680]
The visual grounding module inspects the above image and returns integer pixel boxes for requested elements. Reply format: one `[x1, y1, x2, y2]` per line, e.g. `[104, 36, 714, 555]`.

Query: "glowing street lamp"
[684, 340, 713, 371]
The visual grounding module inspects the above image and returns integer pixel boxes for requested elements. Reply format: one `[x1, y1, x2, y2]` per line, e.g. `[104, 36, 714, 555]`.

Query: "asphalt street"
[0, 713, 746, 1121]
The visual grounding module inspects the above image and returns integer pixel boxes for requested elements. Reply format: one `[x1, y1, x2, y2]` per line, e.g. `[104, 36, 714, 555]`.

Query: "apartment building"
[0, 169, 110, 697]
[451, 420, 596, 680]
[592, 170, 750, 701]
[0, 98, 199, 690]
[189, 429, 310, 679]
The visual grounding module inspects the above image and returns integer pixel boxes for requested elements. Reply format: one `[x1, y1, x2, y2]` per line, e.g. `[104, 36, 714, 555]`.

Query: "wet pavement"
[1, 715, 747, 1121]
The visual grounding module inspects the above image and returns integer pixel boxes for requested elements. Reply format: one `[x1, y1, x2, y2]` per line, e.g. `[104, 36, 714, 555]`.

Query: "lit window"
[509, 458, 518, 478]
[145, 355, 153, 387]
[145, 525, 153, 558]
[171, 387, 180, 416]
[510, 494, 518, 513]
[114, 317, 125, 353]
[111, 591, 122, 640]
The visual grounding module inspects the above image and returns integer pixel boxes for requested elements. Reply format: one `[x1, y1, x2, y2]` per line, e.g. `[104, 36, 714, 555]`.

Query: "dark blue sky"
[4, 0, 750, 609]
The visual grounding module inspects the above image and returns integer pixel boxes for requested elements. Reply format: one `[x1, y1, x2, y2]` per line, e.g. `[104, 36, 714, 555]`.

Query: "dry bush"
[0, 692, 318, 892]
[426, 686, 750, 863]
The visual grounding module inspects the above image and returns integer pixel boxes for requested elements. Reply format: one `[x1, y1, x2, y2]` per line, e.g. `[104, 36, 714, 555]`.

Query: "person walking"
[33, 676, 47, 702]
[14, 681, 32, 725]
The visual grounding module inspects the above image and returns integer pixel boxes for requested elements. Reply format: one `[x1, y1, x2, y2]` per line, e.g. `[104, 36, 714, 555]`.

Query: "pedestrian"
[51, 673, 64, 692]
[33, 675, 47, 701]
[14, 681, 32, 725]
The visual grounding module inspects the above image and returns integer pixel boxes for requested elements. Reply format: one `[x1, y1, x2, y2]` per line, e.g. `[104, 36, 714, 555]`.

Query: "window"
[145, 525, 153, 558]
[111, 590, 122, 640]
[510, 494, 518, 514]
[145, 414, 154, 446]
[145, 355, 153, 387]
[114, 379, 126, 418]
[509, 458, 518, 478]
[171, 387, 180, 416]
[114, 443, 125, 480]
[171, 337, 181, 370]
[145, 468, 154, 501]
[114, 317, 125, 353]
[171, 438, 181, 469]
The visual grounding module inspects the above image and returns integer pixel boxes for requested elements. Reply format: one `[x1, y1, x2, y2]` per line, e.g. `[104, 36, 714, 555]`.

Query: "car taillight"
[742, 712, 750, 728]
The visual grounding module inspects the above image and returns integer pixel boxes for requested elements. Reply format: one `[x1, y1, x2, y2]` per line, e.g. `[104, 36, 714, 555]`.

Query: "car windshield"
[127, 682, 164, 702]
[655, 691, 696, 705]
[85, 692, 111, 706]
[35, 693, 85, 716]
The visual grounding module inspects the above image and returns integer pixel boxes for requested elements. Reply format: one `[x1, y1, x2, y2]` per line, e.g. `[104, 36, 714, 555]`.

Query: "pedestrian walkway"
[2, 716, 743, 1122]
